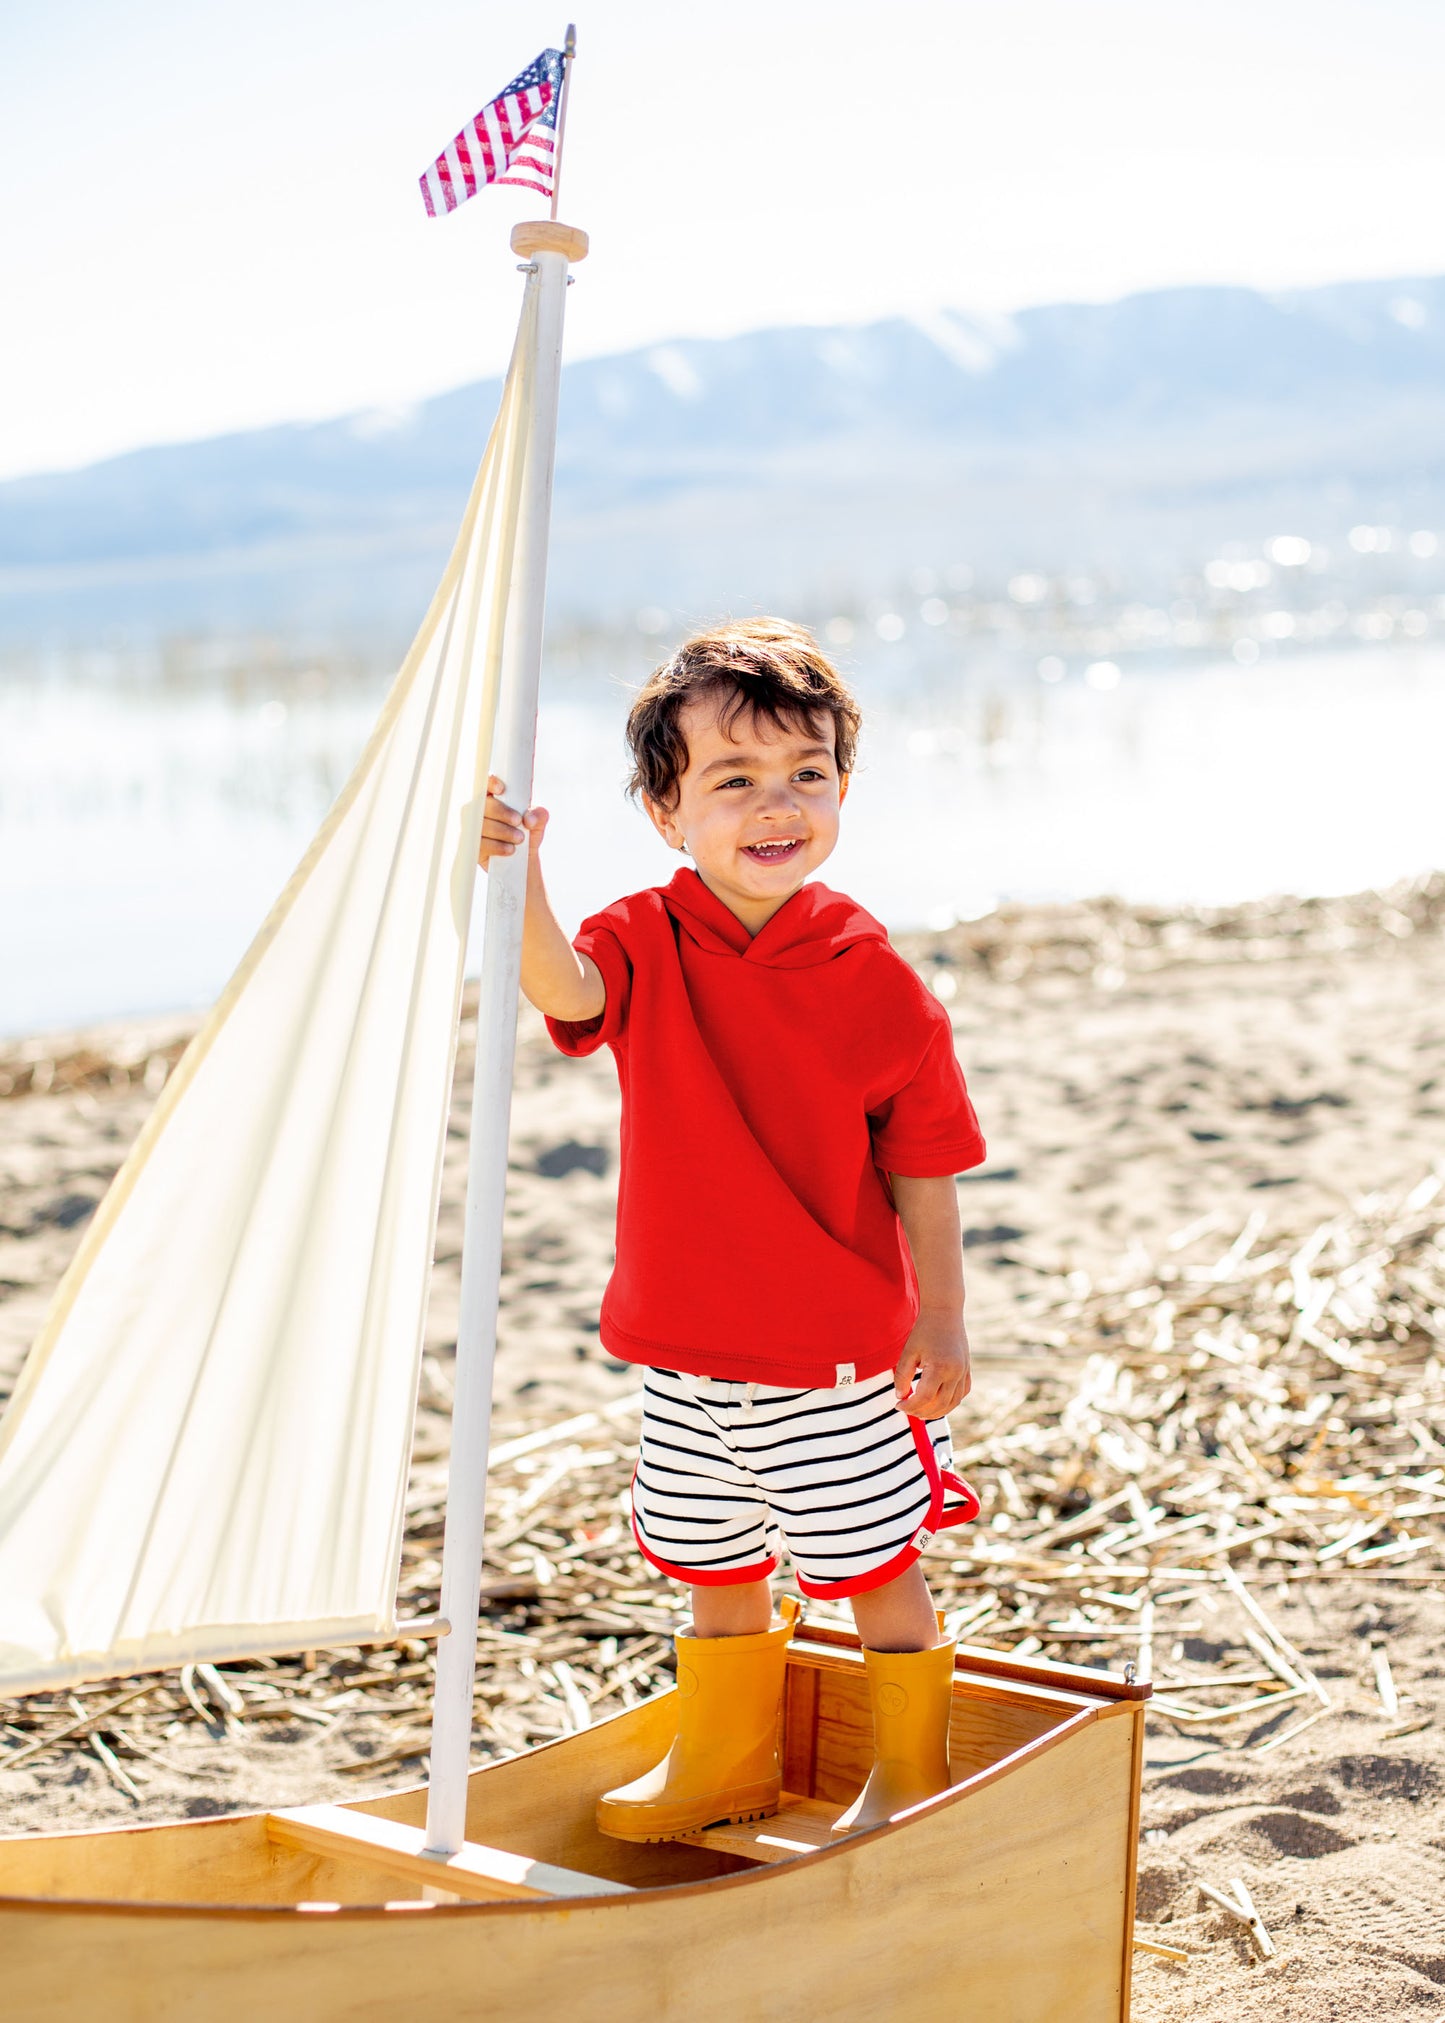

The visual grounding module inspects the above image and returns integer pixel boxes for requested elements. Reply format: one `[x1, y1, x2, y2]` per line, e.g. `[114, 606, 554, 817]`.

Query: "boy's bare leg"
[687, 1566, 942, 1645]
[690, 1578, 773, 1637]
[850, 1561, 941, 1653]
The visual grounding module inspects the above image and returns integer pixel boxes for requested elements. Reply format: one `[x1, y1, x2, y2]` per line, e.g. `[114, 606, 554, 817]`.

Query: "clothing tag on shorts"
[834, 1363, 855, 1388]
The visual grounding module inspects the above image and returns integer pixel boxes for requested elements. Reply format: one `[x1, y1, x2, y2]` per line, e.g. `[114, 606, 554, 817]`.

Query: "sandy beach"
[2, 875, 1443, 2019]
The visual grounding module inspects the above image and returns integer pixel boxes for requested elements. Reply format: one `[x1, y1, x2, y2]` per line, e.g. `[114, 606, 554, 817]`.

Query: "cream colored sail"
[0, 293, 538, 1697]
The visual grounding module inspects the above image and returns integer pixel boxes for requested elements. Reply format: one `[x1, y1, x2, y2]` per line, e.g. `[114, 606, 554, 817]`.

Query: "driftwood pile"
[0, 1030, 186, 1104]
[0, 1389, 677, 1800]
[935, 1166, 1444, 1743]
[895, 869, 1445, 990]
[4, 1172, 1440, 1802]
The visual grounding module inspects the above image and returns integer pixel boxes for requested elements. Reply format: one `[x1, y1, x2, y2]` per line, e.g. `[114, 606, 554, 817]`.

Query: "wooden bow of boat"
[0, 1626, 1150, 2022]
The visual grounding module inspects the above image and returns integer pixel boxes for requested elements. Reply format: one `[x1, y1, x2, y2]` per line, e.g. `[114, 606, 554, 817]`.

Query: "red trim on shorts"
[939, 1469, 982, 1528]
[629, 1462, 779, 1588]
[791, 1421, 981, 1601]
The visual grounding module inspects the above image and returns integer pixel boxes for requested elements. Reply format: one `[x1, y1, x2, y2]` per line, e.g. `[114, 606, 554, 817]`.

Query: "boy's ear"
[838, 773, 850, 805]
[643, 794, 686, 851]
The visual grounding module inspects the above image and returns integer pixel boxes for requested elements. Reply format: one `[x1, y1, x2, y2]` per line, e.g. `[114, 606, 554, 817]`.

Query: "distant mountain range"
[5, 273, 1445, 648]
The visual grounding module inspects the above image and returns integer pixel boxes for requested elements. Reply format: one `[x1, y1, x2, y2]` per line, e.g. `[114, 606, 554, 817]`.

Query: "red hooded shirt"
[546, 870, 985, 1387]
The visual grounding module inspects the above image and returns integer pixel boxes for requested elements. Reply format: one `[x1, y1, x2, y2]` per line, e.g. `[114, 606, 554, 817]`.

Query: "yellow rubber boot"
[597, 1598, 798, 1842]
[833, 1638, 957, 1834]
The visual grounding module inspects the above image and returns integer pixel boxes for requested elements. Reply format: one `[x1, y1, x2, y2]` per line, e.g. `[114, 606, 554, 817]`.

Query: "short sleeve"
[868, 990, 986, 1177]
[544, 920, 633, 1058]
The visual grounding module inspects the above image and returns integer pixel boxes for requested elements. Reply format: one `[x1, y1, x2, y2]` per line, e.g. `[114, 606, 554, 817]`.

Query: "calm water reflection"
[3, 645, 1442, 1035]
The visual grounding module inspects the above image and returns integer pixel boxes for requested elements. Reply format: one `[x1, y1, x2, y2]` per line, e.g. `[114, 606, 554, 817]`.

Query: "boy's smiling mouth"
[742, 838, 805, 864]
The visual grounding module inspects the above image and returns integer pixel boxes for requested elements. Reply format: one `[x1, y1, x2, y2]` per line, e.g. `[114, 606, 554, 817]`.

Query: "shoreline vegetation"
[2, 876, 1443, 2018]
[5, 871, 1442, 1103]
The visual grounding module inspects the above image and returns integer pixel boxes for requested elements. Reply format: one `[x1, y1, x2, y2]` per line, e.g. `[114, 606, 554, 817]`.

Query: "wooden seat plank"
[676, 1795, 837, 1865]
[266, 1804, 632, 1902]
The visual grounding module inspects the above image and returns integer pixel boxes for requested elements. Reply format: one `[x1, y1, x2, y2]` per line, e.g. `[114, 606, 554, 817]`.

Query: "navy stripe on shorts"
[630, 1367, 980, 1599]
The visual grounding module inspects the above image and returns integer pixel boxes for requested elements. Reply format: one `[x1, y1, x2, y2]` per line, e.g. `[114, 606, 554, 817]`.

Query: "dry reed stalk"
[1372, 1642, 1400, 1719]
[1131, 1932, 1192, 1962]
[1197, 1878, 1276, 1959]
[2, 1171, 1442, 1794]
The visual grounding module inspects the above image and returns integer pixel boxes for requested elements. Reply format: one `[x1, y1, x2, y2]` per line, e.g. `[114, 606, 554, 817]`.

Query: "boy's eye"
[794, 768, 825, 782]
[715, 775, 751, 791]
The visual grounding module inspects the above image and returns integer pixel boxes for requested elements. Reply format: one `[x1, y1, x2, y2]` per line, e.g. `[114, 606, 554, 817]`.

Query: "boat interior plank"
[362, 1694, 753, 1890]
[265, 1805, 632, 1903]
[676, 1794, 836, 1864]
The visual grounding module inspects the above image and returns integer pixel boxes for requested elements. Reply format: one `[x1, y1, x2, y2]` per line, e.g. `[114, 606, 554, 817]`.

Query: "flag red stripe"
[453, 129, 478, 196]
[419, 52, 561, 218]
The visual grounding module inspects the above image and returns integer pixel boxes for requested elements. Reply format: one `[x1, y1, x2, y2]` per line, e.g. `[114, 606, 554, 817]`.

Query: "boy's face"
[644, 695, 849, 933]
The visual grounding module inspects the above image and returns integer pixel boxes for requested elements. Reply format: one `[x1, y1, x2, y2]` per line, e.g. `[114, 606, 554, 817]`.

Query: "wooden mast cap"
[510, 221, 588, 262]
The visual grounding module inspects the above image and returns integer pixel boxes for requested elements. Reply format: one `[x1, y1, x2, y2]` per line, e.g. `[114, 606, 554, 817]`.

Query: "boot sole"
[600, 1803, 778, 1845]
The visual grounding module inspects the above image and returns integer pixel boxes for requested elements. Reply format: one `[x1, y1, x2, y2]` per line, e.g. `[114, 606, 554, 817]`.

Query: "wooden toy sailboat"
[0, 38, 1150, 2020]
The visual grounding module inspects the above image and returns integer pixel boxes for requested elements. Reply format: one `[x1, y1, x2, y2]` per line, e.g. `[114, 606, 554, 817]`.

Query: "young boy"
[478, 618, 986, 1840]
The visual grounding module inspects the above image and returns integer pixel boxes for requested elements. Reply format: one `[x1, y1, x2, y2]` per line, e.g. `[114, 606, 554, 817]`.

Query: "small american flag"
[419, 48, 566, 216]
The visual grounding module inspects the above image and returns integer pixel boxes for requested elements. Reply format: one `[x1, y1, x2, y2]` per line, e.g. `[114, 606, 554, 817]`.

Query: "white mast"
[424, 39, 586, 1857]
[550, 25, 576, 225]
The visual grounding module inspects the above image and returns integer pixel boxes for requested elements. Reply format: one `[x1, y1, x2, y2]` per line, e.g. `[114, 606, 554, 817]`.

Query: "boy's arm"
[479, 777, 606, 1023]
[889, 1173, 972, 1419]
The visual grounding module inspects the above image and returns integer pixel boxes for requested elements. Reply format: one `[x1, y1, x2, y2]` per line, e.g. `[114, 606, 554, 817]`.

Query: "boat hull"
[0, 1634, 1148, 2021]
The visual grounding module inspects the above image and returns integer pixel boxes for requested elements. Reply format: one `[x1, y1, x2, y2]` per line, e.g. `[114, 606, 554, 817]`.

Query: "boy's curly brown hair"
[625, 618, 861, 810]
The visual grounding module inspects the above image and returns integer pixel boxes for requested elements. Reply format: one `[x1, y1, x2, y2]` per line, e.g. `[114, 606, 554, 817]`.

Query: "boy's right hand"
[478, 775, 549, 868]
[481, 775, 605, 1021]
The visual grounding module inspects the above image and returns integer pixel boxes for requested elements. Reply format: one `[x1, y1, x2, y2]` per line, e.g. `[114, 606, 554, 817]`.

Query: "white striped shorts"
[631, 1367, 981, 1599]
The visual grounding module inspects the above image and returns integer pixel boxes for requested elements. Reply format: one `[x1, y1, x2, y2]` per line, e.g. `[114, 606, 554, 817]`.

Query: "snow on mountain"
[4, 273, 1445, 643]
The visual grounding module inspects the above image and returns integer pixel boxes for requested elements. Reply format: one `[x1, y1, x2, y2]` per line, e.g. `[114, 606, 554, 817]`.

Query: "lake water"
[3, 644, 1443, 1037]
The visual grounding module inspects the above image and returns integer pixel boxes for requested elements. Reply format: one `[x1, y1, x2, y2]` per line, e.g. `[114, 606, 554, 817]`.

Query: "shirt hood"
[659, 868, 889, 969]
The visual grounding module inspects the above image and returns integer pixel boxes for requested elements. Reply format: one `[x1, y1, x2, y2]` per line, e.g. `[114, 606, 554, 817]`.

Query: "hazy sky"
[5, 0, 1445, 479]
